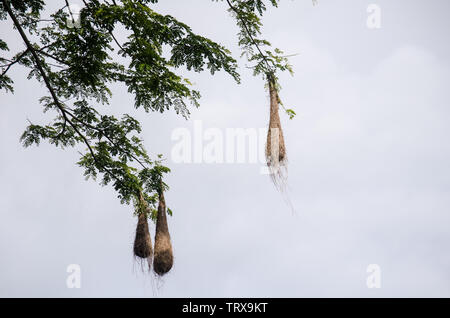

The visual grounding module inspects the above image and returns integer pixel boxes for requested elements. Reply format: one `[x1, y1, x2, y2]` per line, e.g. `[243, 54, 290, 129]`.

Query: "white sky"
[0, 0, 449, 297]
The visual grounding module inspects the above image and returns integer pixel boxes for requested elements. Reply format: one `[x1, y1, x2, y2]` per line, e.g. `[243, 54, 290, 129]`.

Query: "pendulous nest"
[133, 211, 153, 260]
[265, 77, 288, 190]
[153, 190, 173, 276]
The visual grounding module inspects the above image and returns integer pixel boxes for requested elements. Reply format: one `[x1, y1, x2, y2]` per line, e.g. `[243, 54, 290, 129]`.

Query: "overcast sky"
[1, 0, 449, 297]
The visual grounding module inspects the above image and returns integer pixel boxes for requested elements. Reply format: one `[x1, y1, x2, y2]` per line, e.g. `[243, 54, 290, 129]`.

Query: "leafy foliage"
[0, 0, 295, 219]
[219, 0, 297, 118]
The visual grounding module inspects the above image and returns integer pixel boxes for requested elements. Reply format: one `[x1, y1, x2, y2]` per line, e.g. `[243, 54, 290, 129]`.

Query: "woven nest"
[266, 78, 287, 167]
[153, 191, 174, 276]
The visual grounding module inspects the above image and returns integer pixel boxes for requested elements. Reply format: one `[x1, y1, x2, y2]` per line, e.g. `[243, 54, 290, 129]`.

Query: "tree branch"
[64, 108, 148, 169]
[225, 0, 274, 76]
[37, 48, 69, 66]
[1, 48, 30, 76]
[2, 0, 120, 185]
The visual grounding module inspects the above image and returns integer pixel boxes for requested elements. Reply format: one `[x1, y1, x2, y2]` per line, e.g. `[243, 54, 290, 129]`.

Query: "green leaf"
[285, 108, 296, 120]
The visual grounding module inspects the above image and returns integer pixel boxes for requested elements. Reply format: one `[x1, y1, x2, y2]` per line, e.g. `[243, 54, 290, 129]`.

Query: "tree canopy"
[0, 0, 296, 218]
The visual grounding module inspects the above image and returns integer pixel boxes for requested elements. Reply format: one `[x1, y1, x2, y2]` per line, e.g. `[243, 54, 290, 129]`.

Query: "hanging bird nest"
[153, 189, 174, 276]
[133, 193, 153, 262]
[265, 75, 288, 189]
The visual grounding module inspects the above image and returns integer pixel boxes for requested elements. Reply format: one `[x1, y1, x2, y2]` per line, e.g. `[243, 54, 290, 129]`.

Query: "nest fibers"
[153, 190, 174, 276]
[265, 77, 288, 190]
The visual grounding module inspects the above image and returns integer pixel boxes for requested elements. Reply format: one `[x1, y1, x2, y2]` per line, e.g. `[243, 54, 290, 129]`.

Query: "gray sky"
[0, 0, 449, 297]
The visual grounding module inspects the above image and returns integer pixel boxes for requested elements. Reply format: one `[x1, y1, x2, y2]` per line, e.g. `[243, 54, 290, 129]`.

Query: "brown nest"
[133, 212, 153, 260]
[153, 190, 174, 276]
[266, 77, 287, 167]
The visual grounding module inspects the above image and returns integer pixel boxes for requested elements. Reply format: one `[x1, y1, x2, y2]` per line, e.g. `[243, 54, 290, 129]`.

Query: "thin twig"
[37, 49, 69, 65]
[1, 48, 29, 76]
[2, 0, 118, 183]
[64, 108, 148, 169]
[225, 0, 274, 76]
